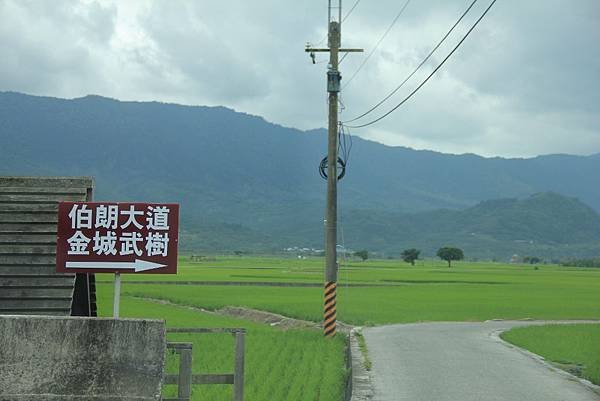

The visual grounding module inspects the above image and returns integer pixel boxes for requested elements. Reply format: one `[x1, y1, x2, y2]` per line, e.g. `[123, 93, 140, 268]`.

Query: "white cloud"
[0, 0, 598, 157]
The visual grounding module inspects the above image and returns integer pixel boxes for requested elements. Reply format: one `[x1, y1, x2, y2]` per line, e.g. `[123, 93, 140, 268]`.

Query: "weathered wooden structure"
[0, 176, 96, 316]
[165, 328, 246, 401]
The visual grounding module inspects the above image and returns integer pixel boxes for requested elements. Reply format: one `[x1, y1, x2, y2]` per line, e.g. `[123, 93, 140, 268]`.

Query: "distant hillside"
[335, 192, 600, 260]
[1, 91, 599, 258]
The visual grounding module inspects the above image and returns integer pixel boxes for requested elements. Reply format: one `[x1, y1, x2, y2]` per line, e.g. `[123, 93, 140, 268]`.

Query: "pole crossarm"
[305, 48, 364, 53]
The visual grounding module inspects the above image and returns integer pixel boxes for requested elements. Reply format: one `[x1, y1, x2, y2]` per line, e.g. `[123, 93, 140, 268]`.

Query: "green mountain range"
[1, 91, 599, 259]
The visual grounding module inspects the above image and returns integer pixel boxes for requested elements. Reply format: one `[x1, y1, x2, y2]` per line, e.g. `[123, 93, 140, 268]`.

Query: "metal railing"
[163, 328, 245, 401]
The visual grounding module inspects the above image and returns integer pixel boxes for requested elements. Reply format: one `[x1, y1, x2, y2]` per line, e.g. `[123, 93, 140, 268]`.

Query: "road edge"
[349, 327, 374, 401]
[491, 324, 600, 398]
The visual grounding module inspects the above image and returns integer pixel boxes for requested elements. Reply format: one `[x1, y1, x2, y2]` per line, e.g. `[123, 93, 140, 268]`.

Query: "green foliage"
[400, 248, 420, 265]
[354, 250, 369, 261]
[501, 324, 600, 385]
[562, 258, 600, 268]
[436, 247, 464, 267]
[353, 331, 372, 371]
[523, 256, 542, 264]
[332, 193, 600, 260]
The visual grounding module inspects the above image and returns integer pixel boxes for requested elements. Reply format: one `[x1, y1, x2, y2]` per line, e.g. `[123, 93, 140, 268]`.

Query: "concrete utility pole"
[306, 1, 362, 338]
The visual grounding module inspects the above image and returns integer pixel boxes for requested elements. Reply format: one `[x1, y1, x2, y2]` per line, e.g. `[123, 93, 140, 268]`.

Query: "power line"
[342, 0, 361, 23]
[344, 0, 479, 124]
[344, 0, 498, 129]
[343, 0, 412, 90]
[339, 51, 350, 65]
[311, 0, 362, 48]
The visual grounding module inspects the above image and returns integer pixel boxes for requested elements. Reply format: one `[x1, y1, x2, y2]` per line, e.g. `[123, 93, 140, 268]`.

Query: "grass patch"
[353, 331, 372, 371]
[114, 263, 600, 325]
[96, 288, 347, 401]
[501, 324, 600, 385]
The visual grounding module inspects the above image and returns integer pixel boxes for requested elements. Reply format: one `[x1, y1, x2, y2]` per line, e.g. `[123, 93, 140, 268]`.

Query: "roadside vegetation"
[353, 331, 372, 371]
[96, 290, 346, 401]
[501, 324, 600, 385]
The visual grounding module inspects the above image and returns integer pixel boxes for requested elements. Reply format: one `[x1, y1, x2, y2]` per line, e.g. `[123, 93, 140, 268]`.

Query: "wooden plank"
[0, 245, 57, 254]
[0, 307, 71, 315]
[0, 176, 94, 189]
[0, 223, 56, 233]
[234, 332, 245, 401]
[0, 265, 59, 275]
[0, 176, 91, 318]
[0, 203, 59, 212]
[0, 194, 85, 202]
[0, 213, 57, 223]
[0, 275, 75, 286]
[0, 187, 87, 195]
[167, 327, 246, 334]
[0, 298, 73, 308]
[0, 255, 56, 264]
[164, 374, 236, 385]
[0, 234, 57, 244]
[0, 287, 74, 298]
[178, 348, 193, 400]
[163, 375, 179, 385]
[167, 342, 193, 350]
[194, 374, 235, 385]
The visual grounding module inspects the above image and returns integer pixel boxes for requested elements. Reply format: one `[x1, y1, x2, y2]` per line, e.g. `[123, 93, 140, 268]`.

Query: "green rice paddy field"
[502, 324, 600, 385]
[96, 291, 346, 401]
[96, 257, 600, 397]
[100, 257, 600, 324]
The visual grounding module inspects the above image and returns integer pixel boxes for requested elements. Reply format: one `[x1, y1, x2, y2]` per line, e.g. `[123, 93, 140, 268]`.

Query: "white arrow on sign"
[65, 259, 167, 272]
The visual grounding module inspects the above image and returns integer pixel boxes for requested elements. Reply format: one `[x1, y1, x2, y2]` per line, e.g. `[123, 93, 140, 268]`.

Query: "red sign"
[56, 202, 179, 274]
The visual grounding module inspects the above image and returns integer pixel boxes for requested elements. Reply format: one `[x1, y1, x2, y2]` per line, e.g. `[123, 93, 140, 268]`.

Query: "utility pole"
[306, 1, 362, 338]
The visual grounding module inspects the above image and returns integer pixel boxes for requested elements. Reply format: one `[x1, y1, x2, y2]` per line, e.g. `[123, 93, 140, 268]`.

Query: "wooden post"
[178, 346, 193, 400]
[305, 3, 362, 339]
[233, 331, 245, 401]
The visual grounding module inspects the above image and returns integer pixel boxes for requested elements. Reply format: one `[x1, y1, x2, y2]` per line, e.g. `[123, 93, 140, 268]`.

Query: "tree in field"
[436, 247, 464, 267]
[354, 250, 369, 261]
[523, 256, 541, 264]
[401, 248, 420, 266]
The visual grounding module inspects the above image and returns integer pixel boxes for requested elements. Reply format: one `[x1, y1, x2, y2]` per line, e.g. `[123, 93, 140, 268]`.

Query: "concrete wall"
[0, 315, 166, 401]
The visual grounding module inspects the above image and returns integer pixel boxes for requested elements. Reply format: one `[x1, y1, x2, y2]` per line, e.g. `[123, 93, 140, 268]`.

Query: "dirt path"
[132, 295, 356, 332]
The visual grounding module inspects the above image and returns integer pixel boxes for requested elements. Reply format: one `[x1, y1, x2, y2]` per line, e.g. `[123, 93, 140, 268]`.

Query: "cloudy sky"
[1, 0, 598, 157]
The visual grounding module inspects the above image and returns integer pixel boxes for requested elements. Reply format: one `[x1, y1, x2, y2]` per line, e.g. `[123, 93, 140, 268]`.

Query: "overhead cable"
[344, 0, 479, 123]
[311, 0, 362, 48]
[342, 0, 362, 23]
[344, 0, 498, 129]
[343, 0, 412, 90]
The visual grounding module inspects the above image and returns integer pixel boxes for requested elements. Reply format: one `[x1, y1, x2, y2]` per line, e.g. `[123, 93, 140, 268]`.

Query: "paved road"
[363, 321, 600, 401]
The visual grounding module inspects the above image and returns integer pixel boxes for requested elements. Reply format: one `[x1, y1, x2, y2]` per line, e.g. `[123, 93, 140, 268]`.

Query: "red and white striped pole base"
[324, 281, 337, 337]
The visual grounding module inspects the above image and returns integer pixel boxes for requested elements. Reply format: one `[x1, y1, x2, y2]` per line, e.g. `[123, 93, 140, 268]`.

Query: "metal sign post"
[113, 272, 121, 318]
